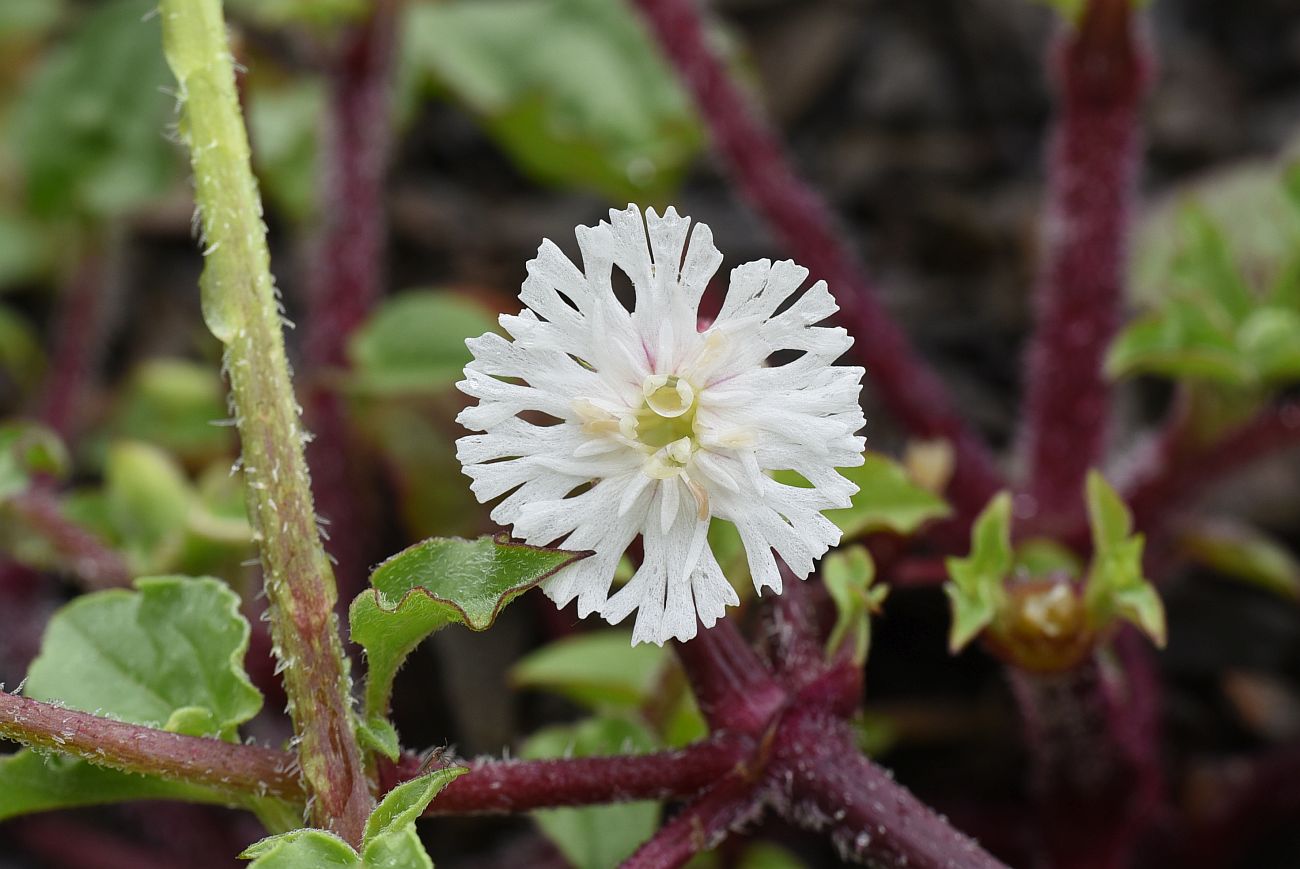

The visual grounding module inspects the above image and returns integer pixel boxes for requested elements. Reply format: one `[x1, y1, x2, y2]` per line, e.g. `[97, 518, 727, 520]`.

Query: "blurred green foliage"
[402, 0, 704, 201]
[522, 717, 661, 869]
[1113, 159, 1300, 389]
[9, 0, 178, 218]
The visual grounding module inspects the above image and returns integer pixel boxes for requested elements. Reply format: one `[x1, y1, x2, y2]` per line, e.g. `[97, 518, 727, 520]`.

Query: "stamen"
[685, 476, 710, 520]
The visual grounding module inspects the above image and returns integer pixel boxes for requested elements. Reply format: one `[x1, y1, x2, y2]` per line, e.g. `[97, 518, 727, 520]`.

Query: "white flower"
[456, 205, 866, 645]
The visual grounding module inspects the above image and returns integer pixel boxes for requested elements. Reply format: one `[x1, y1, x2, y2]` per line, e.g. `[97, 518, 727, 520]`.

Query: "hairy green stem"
[159, 0, 371, 844]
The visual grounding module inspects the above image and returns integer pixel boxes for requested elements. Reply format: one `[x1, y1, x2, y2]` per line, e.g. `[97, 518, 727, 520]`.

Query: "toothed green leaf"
[1083, 472, 1166, 647]
[823, 546, 887, 667]
[351, 536, 585, 722]
[943, 492, 1013, 652]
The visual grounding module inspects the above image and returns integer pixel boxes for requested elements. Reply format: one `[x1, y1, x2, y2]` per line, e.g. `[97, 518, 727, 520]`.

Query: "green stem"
[159, 0, 371, 845]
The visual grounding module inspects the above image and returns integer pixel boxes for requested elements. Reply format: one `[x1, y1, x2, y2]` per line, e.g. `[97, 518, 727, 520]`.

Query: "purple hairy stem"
[5, 489, 131, 589]
[36, 235, 120, 441]
[1125, 397, 1300, 540]
[409, 734, 750, 815]
[1018, 0, 1151, 533]
[629, 0, 1003, 525]
[0, 691, 302, 800]
[1007, 632, 1163, 869]
[773, 710, 1009, 869]
[303, 1, 398, 602]
[621, 771, 765, 869]
[672, 620, 785, 734]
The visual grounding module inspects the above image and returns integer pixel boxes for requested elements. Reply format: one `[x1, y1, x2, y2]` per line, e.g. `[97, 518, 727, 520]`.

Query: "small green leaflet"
[510, 629, 668, 710]
[1180, 519, 1300, 602]
[241, 768, 467, 869]
[350, 535, 585, 733]
[943, 491, 1013, 653]
[1110, 167, 1300, 389]
[346, 291, 498, 396]
[714, 452, 950, 589]
[522, 717, 660, 869]
[807, 453, 952, 541]
[1082, 472, 1166, 647]
[823, 546, 888, 667]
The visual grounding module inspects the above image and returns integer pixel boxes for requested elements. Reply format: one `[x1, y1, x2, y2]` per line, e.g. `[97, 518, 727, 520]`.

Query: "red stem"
[629, 0, 1003, 523]
[6, 489, 132, 589]
[0, 691, 301, 800]
[1125, 397, 1300, 539]
[1018, 0, 1150, 532]
[773, 710, 1009, 869]
[303, 1, 397, 602]
[413, 734, 750, 815]
[672, 620, 785, 735]
[36, 236, 119, 441]
[1006, 634, 1162, 869]
[620, 772, 764, 869]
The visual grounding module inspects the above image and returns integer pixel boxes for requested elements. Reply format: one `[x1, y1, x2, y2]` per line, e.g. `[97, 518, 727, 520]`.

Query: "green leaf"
[1105, 301, 1251, 385]
[1180, 519, 1300, 602]
[1116, 161, 1300, 388]
[943, 491, 1013, 653]
[358, 715, 402, 762]
[0, 421, 68, 501]
[0, 576, 265, 821]
[242, 830, 363, 868]
[0, 752, 217, 822]
[522, 717, 660, 869]
[241, 769, 466, 869]
[1239, 307, 1300, 381]
[25, 575, 262, 738]
[798, 453, 952, 542]
[823, 546, 887, 667]
[1013, 538, 1084, 579]
[108, 359, 234, 464]
[0, 305, 44, 389]
[510, 629, 668, 710]
[719, 453, 950, 592]
[347, 291, 497, 396]
[0, 210, 56, 290]
[246, 77, 326, 222]
[402, 0, 703, 201]
[365, 768, 468, 845]
[736, 842, 809, 869]
[351, 535, 585, 719]
[103, 441, 194, 573]
[0, 0, 65, 39]
[9, 0, 178, 217]
[1083, 472, 1166, 647]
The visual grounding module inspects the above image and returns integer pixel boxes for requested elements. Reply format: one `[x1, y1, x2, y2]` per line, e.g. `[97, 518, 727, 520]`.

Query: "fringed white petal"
[456, 204, 866, 645]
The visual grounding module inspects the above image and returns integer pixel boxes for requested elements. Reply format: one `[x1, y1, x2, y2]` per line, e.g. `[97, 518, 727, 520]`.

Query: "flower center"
[635, 375, 698, 450]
